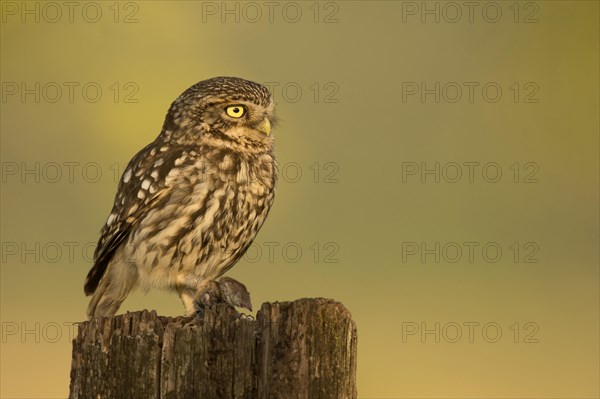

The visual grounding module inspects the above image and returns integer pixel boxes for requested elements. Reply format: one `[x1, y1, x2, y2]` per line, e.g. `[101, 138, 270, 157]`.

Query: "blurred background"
[1, 1, 598, 398]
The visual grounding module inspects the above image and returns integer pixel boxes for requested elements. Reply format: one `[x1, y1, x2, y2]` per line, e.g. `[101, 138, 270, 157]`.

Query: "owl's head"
[161, 77, 276, 148]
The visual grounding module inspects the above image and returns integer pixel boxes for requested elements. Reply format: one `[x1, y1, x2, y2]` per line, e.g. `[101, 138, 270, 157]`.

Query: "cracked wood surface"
[69, 298, 357, 399]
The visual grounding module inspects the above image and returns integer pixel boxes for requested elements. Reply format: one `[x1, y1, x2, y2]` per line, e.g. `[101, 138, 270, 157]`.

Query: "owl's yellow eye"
[225, 105, 245, 118]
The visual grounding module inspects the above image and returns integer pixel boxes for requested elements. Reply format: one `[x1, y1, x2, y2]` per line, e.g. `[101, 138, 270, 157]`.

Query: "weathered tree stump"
[69, 298, 357, 399]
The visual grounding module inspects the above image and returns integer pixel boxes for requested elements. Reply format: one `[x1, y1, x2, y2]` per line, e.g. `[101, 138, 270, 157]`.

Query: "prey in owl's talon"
[192, 276, 253, 319]
[217, 276, 252, 312]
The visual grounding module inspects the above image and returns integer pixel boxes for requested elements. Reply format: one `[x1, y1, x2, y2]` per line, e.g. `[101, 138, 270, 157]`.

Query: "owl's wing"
[84, 141, 194, 295]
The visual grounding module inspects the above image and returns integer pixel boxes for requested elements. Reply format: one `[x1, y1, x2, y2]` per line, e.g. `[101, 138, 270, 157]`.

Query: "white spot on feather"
[106, 214, 116, 226]
[174, 156, 187, 166]
[128, 204, 138, 215]
[123, 169, 132, 183]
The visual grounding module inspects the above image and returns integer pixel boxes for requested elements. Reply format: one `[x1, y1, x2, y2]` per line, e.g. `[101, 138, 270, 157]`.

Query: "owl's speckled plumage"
[84, 77, 277, 319]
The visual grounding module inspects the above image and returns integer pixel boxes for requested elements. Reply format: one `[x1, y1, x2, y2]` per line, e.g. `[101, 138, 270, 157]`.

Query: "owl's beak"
[257, 117, 271, 135]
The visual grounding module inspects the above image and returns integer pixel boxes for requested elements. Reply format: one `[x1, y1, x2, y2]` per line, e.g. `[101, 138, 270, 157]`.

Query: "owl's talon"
[237, 313, 254, 322]
[194, 306, 205, 319]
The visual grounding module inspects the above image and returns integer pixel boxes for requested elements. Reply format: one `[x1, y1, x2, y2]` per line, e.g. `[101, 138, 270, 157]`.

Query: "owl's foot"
[193, 280, 220, 318]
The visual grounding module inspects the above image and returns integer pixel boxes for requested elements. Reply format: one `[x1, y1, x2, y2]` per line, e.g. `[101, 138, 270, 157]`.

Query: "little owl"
[84, 76, 277, 319]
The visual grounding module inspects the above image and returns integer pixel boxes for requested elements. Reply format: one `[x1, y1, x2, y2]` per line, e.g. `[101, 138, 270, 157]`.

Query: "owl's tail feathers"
[86, 263, 138, 320]
[84, 262, 108, 296]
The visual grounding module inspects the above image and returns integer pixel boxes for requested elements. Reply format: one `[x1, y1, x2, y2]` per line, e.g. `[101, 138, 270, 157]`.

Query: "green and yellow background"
[1, 1, 598, 398]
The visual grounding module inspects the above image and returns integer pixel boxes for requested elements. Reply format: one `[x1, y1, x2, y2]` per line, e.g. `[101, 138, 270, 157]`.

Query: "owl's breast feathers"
[84, 138, 276, 295]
